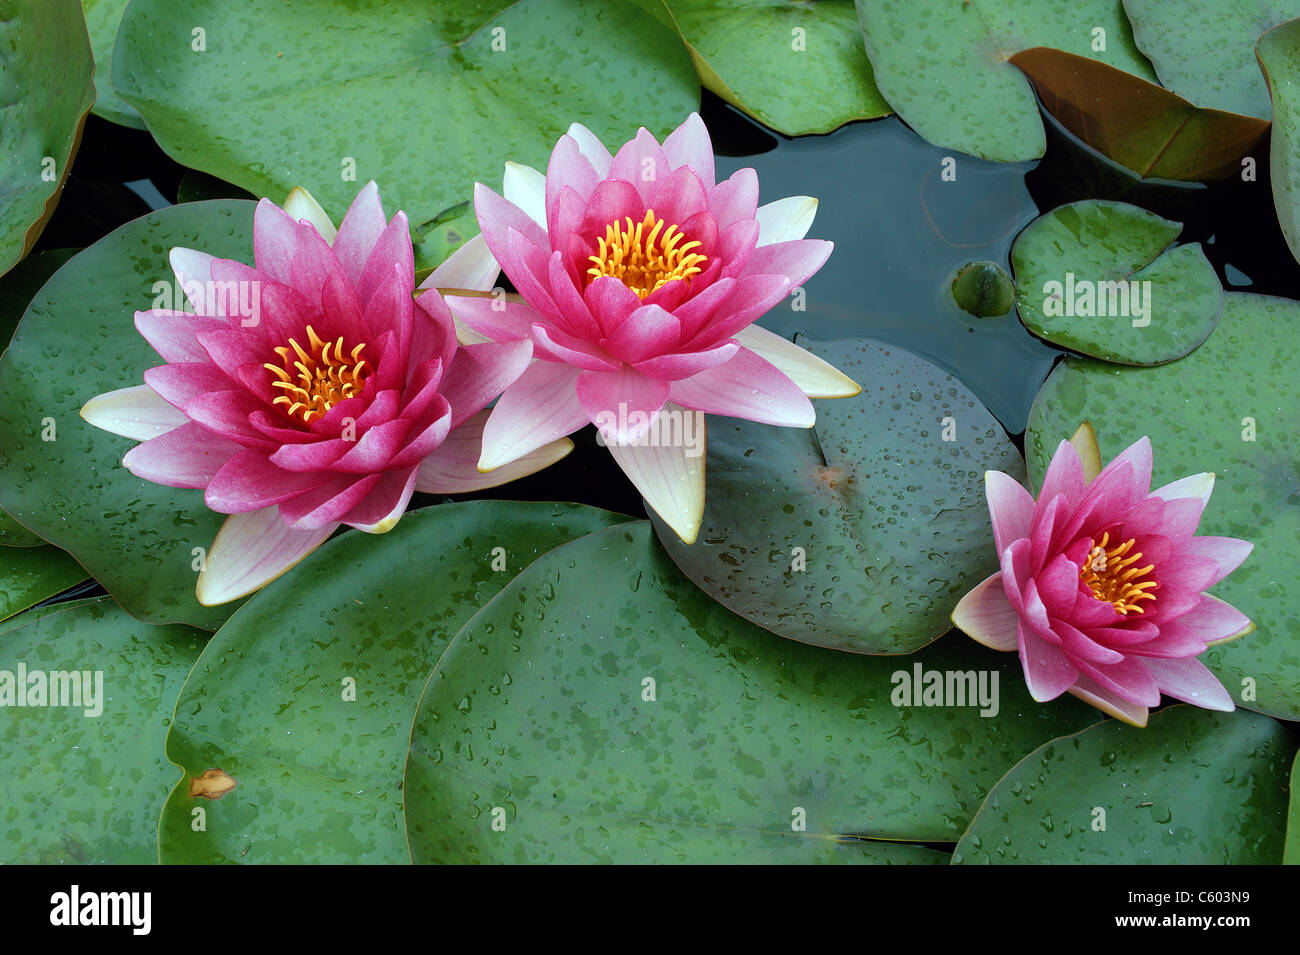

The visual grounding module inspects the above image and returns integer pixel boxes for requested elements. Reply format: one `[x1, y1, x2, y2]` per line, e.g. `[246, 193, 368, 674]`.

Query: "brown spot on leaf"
[189, 768, 237, 800]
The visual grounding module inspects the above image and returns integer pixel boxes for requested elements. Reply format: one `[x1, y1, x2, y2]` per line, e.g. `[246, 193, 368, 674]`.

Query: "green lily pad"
[1124, 0, 1294, 119]
[113, 0, 699, 269]
[0, 248, 77, 547]
[653, 336, 1023, 654]
[1011, 200, 1223, 365]
[0, 200, 256, 630]
[1259, 18, 1300, 268]
[175, 170, 254, 205]
[404, 521, 1100, 861]
[953, 705, 1295, 863]
[1026, 293, 1300, 721]
[0, 0, 96, 278]
[0, 545, 89, 624]
[411, 199, 479, 275]
[157, 501, 630, 864]
[651, 0, 891, 135]
[0, 598, 207, 864]
[855, 0, 1155, 163]
[82, 0, 144, 128]
[1286, 750, 1299, 864]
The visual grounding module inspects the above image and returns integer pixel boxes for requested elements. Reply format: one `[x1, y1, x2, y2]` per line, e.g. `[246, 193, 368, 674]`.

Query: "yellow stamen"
[1079, 531, 1158, 615]
[263, 324, 370, 424]
[586, 209, 707, 299]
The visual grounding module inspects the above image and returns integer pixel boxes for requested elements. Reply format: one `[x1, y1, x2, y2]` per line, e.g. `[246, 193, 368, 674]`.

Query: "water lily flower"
[446, 113, 860, 543]
[952, 424, 1253, 727]
[81, 183, 569, 605]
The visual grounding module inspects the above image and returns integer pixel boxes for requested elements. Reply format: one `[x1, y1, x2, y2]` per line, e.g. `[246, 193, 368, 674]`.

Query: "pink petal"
[1141, 656, 1235, 711]
[668, 348, 813, 428]
[145, 363, 240, 411]
[135, 309, 228, 363]
[1018, 623, 1080, 702]
[415, 409, 573, 493]
[1034, 551, 1080, 619]
[1072, 654, 1161, 707]
[445, 293, 539, 342]
[986, 470, 1035, 554]
[1181, 536, 1253, 587]
[474, 182, 550, 266]
[707, 168, 759, 231]
[634, 340, 740, 381]
[388, 398, 454, 470]
[602, 303, 682, 364]
[608, 127, 670, 206]
[547, 135, 601, 210]
[584, 275, 644, 336]
[565, 122, 613, 177]
[951, 572, 1019, 651]
[169, 247, 216, 311]
[339, 466, 419, 532]
[661, 113, 715, 187]
[332, 181, 387, 287]
[205, 449, 334, 512]
[1065, 673, 1149, 726]
[1121, 619, 1208, 658]
[577, 366, 670, 443]
[252, 198, 306, 286]
[478, 362, 587, 471]
[648, 165, 709, 233]
[1037, 439, 1086, 513]
[743, 238, 833, 287]
[1055, 619, 1125, 665]
[278, 473, 382, 529]
[438, 339, 534, 427]
[684, 273, 792, 349]
[122, 422, 242, 488]
[1173, 593, 1253, 643]
[356, 213, 414, 312]
[268, 437, 349, 472]
[183, 389, 276, 447]
[195, 507, 337, 606]
[327, 418, 411, 473]
[1029, 493, 1069, 572]
[579, 177, 646, 237]
[533, 322, 620, 371]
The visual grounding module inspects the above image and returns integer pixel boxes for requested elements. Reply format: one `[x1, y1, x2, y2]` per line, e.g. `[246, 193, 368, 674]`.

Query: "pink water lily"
[81, 183, 569, 605]
[952, 426, 1253, 727]
[447, 113, 860, 543]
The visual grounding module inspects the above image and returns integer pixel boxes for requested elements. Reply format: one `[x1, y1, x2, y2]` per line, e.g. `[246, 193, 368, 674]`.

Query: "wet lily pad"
[1011, 200, 1223, 365]
[1124, 0, 1294, 119]
[0, 200, 256, 630]
[1286, 750, 1300, 864]
[404, 521, 1100, 861]
[82, 0, 144, 128]
[1026, 293, 1300, 721]
[653, 336, 1023, 654]
[650, 0, 891, 135]
[0, 598, 207, 863]
[0, 249, 77, 547]
[855, 0, 1155, 162]
[0, 0, 95, 278]
[1258, 18, 1300, 268]
[0, 545, 88, 624]
[157, 502, 630, 864]
[953, 705, 1295, 863]
[113, 0, 699, 269]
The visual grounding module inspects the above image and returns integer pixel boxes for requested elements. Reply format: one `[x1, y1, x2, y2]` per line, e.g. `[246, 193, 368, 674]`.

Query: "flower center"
[1078, 531, 1158, 615]
[586, 209, 707, 299]
[263, 325, 369, 424]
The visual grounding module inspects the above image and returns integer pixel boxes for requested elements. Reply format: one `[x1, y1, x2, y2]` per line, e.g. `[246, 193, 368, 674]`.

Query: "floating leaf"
[0, 545, 88, 624]
[1124, 0, 1294, 119]
[0, 200, 256, 630]
[1026, 293, 1300, 720]
[0, 598, 206, 863]
[0, 249, 76, 547]
[1259, 18, 1300, 267]
[81, 0, 144, 128]
[114, 0, 699, 269]
[405, 521, 1100, 860]
[953, 705, 1295, 863]
[1011, 47, 1269, 182]
[654, 337, 1022, 654]
[854, 0, 1155, 162]
[0, 0, 95, 278]
[950, 261, 1015, 318]
[157, 502, 630, 864]
[1011, 199, 1223, 364]
[650, 0, 890, 135]
[1286, 750, 1300, 864]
